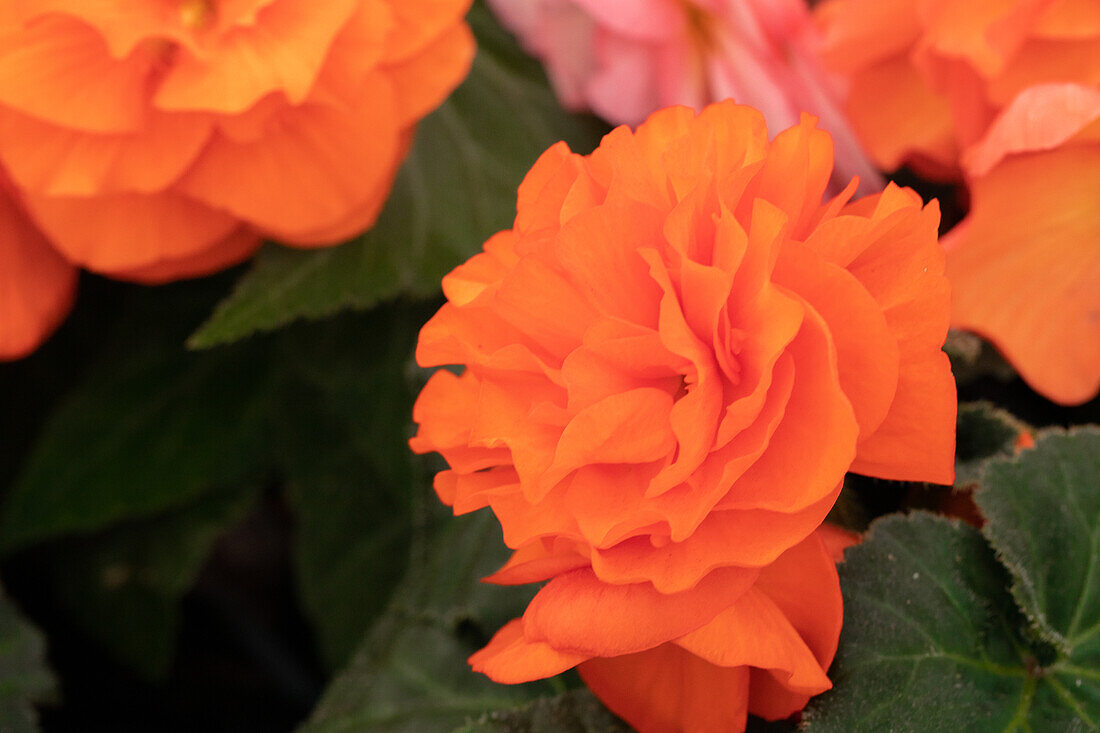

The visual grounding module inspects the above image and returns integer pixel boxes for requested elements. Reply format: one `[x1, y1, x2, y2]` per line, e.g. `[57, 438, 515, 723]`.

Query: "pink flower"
[489, 0, 882, 192]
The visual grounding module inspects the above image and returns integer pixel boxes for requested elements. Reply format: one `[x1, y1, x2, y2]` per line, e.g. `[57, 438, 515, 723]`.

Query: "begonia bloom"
[488, 0, 882, 193]
[474, 528, 851, 732]
[410, 102, 955, 731]
[819, 0, 1100, 404]
[0, 0, 474, 357]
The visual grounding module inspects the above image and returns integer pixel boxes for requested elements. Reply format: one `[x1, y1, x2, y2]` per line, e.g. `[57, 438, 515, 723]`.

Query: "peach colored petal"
[987, 37, 1100, 108]
[947, 144, 1100, 405]
[0, 193, 76, 359]
[964, 83, 1100, 176]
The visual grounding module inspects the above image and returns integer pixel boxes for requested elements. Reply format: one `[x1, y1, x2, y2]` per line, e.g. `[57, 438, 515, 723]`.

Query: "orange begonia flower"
[818, 0, 1100, 404]
[410, 101, 954, 731]
[475, 528, 852, 732]
[0, 0, 474, 357]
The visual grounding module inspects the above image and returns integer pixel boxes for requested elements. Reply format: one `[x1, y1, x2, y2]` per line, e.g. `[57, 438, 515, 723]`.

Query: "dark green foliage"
[454, 689, 630, 733]
[0, 591, 56, 733]
[297, 510, 552, 733]
[805, 429, 1100, 731]
[955, 402, 1031, 489]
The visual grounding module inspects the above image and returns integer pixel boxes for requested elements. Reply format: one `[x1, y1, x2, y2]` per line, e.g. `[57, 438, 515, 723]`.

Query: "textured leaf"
[955, 402, 1031, 489]
[976, 428, 1100, 660]
[0, 590, 56, 733]
[803, 512, 1099, 732]
[297, 509, 551, 733]
[0, 337, 273, 551]
[45, 485, 257, 678]
[189, 4, 609, 349]
[454, 689, 629, 733]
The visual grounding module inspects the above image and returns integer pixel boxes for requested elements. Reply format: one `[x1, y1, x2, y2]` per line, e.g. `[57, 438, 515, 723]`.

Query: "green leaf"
[0, 590, 56, 733]
[454, 689, 629, 733]
[0, 336, 274, 551]
[297, 509, 551, 733]
[976, 428, 1100, 660]
[188, 3, 608, 349]
[802, 512, 1099, 731]
[45, 485, 257, 678]
[955, 402, 1031, 490]
[276, 305, 430, 669]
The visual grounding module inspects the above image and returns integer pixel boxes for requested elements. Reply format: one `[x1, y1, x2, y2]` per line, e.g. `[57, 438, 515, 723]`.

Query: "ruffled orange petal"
[947, 144, 1100, 405]
[589, 483, 842, 592]
[382, 0, 474, 63]
[469, 618, 589, 684]
[0, 14, 154, 133]
[0, 193, 76, 359]
[0, 107, 213, 197]
[522, 566, 758, 657]
[483, 537, 590, 586]
[675, 588, 830, 694]
[826, 188, 955, 484]
[774, 240, 899, 440]
[579, 644, 751, 733]
[7, 0, 281, 58]
[21, 189, 239, 275]
[747, 530, 845, 719]
[715, 304, 857, 513]
[176, 72, 401, 240]
[382, 19, 475, 125]
[154, 0, 360, 113]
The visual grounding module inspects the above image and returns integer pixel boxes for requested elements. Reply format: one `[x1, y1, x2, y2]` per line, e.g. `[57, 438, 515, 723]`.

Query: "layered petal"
[946, 144, 1100, 405]
[0, 192, 76, 359]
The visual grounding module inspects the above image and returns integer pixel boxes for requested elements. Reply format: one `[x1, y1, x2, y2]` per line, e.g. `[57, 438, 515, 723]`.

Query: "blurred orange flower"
[0, 0, 474, 357]
[818, 0, 1100, 404]
[410, 101, 954, 731]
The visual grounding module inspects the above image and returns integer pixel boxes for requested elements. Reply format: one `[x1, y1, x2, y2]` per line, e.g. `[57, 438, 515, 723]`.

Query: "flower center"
[179, 0, 216, 31]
